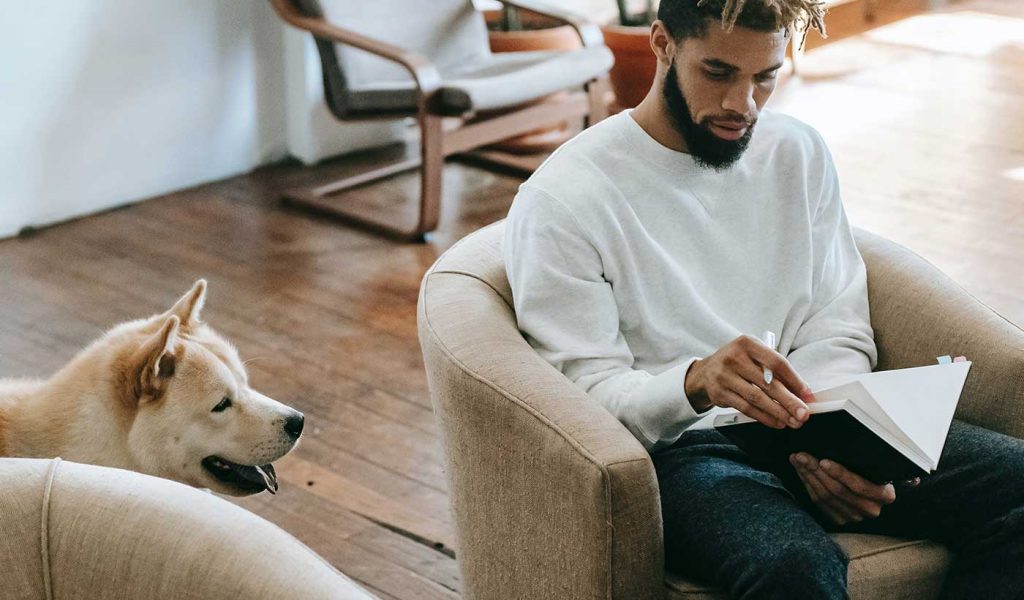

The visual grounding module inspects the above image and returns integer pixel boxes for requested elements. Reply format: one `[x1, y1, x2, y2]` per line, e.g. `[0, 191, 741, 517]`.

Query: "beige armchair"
[417, 220, 1024, 599]
[1, 458, 376, 600]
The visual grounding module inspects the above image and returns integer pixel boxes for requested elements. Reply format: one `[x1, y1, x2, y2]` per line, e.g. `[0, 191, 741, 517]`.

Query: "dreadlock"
[660, 0, 828, 49]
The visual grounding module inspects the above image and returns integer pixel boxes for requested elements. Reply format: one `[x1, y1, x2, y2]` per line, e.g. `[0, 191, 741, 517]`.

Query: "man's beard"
[662, 64, 756, 171]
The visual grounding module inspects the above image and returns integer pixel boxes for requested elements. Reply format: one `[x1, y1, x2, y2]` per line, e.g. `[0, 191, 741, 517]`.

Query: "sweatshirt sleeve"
[785, 143, 878, 391]
[504, 185, 705, 451]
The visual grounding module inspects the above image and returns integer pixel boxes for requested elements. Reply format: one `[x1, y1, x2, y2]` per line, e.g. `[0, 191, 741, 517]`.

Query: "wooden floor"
[1, 0, 1021, 597]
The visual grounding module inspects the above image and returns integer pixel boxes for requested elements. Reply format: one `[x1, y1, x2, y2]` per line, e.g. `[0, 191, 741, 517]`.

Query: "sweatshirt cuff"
[633, 357, 704, 448]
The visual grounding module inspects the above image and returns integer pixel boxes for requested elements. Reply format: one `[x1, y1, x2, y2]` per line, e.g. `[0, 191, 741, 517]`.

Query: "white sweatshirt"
[503, 109, 877, 451]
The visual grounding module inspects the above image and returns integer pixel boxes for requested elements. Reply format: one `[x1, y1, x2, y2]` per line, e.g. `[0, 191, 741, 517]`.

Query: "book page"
[855, 362, 971, 466]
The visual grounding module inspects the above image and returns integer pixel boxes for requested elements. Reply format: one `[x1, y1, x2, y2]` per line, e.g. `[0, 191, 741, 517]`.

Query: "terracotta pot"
[483, 10, 581, 154]
[486, 14, 582, 52]
[601, 24, 657, 109]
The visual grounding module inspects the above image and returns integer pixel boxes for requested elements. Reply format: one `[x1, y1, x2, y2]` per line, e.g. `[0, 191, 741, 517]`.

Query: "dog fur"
[0, 280, 302, 496]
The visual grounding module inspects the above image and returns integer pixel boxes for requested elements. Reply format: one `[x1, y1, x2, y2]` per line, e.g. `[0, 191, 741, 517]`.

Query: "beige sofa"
[0, 457, 377, 600]
[418, 220, 1024, 600]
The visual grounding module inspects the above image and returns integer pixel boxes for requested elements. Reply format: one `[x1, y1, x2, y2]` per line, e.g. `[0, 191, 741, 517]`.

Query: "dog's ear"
[165, 279, 206, 330]
[133, 315, 181, 402]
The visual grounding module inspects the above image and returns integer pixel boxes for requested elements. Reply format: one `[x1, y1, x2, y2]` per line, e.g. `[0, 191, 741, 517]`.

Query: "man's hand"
[685, 334, 814, 429]
[789, 453, 919, 525]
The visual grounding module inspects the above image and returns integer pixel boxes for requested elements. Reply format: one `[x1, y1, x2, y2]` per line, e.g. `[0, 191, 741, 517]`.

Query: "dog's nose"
[284, 412, 304, 440]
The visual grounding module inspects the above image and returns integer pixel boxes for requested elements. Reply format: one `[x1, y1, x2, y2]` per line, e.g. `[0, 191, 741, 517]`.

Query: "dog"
[0, 279, 302, 496]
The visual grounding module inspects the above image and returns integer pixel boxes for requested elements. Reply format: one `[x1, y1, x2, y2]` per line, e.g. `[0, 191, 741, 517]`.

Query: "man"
[503, 0, 1024, 598]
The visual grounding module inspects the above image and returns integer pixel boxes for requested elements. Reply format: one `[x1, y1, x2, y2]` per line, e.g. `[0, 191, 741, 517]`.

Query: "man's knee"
[767, 537, 848, 578]
[732, 537, 849, 599]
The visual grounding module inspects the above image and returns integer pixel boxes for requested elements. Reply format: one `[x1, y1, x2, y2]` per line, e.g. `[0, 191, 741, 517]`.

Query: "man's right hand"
[684, 335, 814, 429]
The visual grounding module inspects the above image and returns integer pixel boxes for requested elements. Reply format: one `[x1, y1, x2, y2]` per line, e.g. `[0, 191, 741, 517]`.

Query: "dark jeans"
[651, 419, 1024, 599]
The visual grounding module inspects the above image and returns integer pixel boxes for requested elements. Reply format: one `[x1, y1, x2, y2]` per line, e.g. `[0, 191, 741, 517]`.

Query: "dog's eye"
[212, 397, 232, 412]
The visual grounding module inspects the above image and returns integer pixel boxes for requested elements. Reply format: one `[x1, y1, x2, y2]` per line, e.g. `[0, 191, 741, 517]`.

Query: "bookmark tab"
[937, 355, 952, 365]
[954, 356, 967, 363]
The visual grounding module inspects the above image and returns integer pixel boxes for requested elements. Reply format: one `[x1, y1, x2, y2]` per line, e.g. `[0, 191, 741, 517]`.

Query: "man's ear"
[650, 20, 676, 66]
[133, 316, 181, 402]
[164, 279, 206, 330]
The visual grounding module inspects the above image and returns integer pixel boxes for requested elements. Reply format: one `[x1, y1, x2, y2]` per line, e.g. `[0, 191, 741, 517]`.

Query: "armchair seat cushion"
[345, 46, 614, 116]
[666, 533, 952, 599]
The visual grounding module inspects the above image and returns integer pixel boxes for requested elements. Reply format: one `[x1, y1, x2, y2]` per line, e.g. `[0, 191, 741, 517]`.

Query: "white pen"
[761, 330, 777, 385]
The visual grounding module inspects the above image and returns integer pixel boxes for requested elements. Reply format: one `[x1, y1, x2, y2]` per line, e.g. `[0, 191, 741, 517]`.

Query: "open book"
[713, 361, 972, 483]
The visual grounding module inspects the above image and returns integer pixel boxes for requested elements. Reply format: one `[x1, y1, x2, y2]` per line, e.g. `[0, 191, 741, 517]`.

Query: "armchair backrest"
[294, 0, 490, 89]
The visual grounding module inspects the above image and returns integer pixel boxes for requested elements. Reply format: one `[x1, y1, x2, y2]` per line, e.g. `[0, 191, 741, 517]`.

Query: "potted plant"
[602, 0, 660, 109]
[482, 4, 583, 152]
[485, 4, 582, 52]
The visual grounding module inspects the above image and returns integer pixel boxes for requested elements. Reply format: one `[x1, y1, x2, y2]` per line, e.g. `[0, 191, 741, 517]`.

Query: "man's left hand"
[789, 453, 917, 525]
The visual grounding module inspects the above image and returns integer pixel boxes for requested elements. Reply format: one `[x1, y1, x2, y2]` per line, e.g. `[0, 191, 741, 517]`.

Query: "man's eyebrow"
[701, 58, 784, 75]
[701, 58, 738, 71]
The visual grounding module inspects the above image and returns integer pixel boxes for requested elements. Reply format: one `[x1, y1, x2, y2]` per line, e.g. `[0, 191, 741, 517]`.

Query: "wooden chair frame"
[270, 0, 610, 241]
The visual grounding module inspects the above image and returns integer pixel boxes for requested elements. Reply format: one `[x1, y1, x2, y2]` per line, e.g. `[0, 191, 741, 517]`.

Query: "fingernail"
[820, 460, 832, 470]
[796, 408, 807, 419]
[789, 418, 801, 428]
[794, 454, 807, 465]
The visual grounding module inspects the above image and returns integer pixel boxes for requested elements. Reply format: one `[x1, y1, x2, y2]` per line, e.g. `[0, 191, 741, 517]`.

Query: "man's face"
[663, 23, 788, 170]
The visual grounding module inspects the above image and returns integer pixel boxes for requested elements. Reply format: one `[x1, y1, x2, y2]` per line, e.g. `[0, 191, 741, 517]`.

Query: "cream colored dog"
[0, 280, 302, 496]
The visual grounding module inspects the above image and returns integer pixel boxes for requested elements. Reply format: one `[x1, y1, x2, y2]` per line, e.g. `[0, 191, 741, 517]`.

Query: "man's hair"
[658, 0, 827, 46]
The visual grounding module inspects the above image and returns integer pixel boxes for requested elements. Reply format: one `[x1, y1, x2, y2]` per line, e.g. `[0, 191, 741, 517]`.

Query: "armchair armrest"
[0, 458, 375, 599]
[494, 0, 607, 47]
[855, 228, 1024, 439]
[418, 226, 664, 600]
[268, 0, 442, 102]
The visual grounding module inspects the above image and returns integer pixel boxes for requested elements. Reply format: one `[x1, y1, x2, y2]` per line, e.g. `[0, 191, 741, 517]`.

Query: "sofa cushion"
[665, 533, 951, 599]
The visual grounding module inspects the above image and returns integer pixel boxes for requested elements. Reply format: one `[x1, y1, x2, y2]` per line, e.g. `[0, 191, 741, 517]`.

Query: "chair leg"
[415, 113, 444, 239]
[585, 77, 609, 128]
[280, 113, 445, 243]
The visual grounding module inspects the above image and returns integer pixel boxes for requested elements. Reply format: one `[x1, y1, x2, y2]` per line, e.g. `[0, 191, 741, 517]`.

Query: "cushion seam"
[40, 458, 61, 600]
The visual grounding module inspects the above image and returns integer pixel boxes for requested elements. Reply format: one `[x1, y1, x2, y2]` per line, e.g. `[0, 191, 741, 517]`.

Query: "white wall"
[0, 2, 273, 238]
[0, 0, 410, 239]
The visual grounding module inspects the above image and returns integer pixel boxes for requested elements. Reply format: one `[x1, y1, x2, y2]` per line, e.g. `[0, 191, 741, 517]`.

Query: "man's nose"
[722, 81, 756, 119]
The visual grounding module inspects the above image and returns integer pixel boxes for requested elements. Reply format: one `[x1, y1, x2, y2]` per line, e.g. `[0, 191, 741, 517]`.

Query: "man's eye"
[212, 397, 232, 412]
[757, 72, 779, 82]
[705, 70, 731, 81]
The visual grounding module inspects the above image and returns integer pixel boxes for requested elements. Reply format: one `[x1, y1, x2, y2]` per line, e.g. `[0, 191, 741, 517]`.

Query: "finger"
[735, 362, 809, 424]
[742, 337, 814, 400]
[721, 390, 787, 429]
[798, 455, 867, 521]
[820, 460, 897, 505]
[791, 455, 849, 525]
[724, 374, 793, 427]
[808, 460, 886, 519]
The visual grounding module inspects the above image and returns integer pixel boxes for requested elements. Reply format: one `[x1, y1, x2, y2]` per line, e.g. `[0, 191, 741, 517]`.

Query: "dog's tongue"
[234, 463, 278, 494]
[255, 464, 278, 494]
